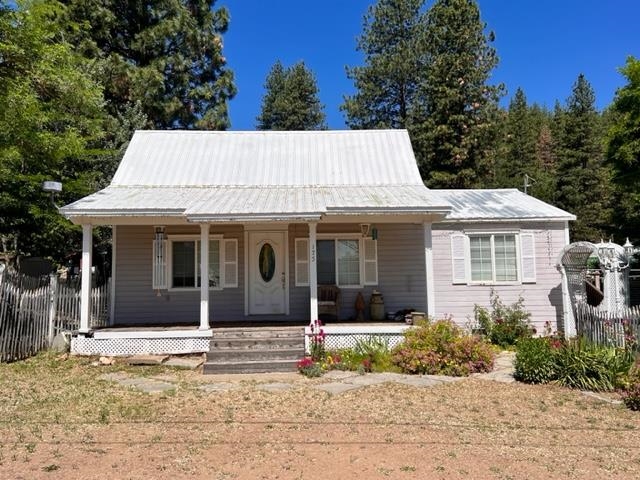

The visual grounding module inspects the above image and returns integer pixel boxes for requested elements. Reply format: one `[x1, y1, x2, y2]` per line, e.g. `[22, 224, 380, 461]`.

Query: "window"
[172, 239, 220, 288]
[295, 236, 378, 287]
[153, 235, 238, 290]
[469, 234, 517, 282]
[451, 232, 536, 285]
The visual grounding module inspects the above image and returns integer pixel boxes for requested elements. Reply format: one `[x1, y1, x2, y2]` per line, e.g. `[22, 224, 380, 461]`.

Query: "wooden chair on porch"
[318, 285, 341, 321]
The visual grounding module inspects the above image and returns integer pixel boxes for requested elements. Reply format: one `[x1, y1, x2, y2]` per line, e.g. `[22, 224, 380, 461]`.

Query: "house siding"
[432, 221, 566, 332]
[114, 223, 427, 325]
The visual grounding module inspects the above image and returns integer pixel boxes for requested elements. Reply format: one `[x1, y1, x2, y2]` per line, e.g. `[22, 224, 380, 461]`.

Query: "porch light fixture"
[360, 224, 370, 238]
[42, 180, 62, 209]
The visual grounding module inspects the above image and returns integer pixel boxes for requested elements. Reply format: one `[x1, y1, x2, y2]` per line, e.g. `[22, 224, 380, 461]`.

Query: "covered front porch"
[71, 218, 437, 357]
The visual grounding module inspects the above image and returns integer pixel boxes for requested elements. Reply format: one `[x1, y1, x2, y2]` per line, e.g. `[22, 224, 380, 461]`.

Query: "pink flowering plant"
[309, 318, 326, 361]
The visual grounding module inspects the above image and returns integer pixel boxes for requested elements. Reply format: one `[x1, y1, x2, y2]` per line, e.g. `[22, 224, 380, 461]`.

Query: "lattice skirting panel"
[71, 336, 210, 356]
[304, 325, 410, 354]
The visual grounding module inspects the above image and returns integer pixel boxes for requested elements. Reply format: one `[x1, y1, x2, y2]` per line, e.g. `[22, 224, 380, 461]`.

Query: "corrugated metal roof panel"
[61, 185, 451, 220]
[436, 189, 575, 221]
[111, 129, 424, 187]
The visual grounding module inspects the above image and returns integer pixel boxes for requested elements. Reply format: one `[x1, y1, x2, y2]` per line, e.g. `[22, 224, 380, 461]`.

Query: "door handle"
[281, 272, 285, 289]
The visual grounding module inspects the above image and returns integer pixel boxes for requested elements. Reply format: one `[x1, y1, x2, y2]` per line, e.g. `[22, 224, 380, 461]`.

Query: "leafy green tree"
[411, 0, 504, 188]
[256, 60, 326, 130]
[342, 0, 426, 129]
[62, 0, 236, 129]
[0, 0, 106, 261]
[607, 56, 640, 242]
[555, 74, 612, 241]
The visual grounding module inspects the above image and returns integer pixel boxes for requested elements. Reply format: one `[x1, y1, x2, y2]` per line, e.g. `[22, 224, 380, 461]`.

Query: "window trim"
[167, 234, 224, 291]
[466, 232, 521, 286]
[295, 234, 378, 289]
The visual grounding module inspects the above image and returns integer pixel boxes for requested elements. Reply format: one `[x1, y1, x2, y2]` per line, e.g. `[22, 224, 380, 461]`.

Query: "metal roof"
[61, 185, 451, 221]
[61, 130, 574, 223]
[111, 129, 423, 187]
[435, 189, 575, 221]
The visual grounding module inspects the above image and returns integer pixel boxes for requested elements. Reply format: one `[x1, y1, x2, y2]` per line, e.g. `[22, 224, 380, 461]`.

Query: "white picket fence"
[0, 270, 110, 362]
[576, 302, 640, 348]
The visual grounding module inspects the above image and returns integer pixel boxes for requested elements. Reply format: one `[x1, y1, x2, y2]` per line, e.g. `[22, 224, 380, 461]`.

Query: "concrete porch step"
[203, 359, 299, 374]
[207, 347, 305, 362]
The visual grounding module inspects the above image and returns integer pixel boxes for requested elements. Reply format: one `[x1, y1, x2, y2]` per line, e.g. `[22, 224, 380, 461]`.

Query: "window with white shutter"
[152, 229, 168, 289]
[451, 234, 468, 284]
[363, 238, 378, 285]
[295, 238, 309, 286]
[223, 239, 238, 288]
[520, 232, 536, 283]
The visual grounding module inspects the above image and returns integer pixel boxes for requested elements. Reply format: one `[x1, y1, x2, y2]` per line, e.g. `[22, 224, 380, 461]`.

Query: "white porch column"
[309, 222, 318, 321]
[79, 223, 93, 334]
[423, 222, 435, 318]
[199, 223, 210, 330]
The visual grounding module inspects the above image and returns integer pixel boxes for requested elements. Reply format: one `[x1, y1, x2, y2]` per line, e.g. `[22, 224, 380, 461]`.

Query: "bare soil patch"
[0, 353, 639, 479]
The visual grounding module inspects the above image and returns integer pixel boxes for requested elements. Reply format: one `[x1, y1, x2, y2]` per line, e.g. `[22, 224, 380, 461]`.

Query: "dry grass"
[0, 352, 639, 479]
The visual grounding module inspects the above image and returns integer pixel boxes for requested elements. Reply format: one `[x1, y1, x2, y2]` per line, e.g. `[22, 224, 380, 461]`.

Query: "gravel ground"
[0, 353, 638, 479]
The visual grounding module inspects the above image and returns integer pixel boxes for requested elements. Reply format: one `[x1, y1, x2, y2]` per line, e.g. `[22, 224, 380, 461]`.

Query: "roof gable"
[111, 129, 424, 187]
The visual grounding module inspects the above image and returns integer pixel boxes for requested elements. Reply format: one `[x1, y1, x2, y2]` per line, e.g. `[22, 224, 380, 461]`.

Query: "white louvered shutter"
[223, 239, 238, 288]
[363, 238, 378, 285]
[152, 238, 168, 289]
[450, 234, 468, 284]
[520, 233, 536, 283]
[295, 238, 309, 286]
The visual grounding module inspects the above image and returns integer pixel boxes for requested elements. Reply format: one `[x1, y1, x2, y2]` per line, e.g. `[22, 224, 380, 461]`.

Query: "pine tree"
[495, 88, 538, 188]
[555, 74, 612, 241]
[62, 0, 236, 129]
[607, 56, 640, 242]
[256, 61, 326, 130]
[342, 0, 426, 129]
[411, 0, 504, 188]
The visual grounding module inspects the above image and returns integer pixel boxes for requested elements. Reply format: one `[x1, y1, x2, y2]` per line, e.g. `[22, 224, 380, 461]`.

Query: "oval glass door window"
[259, 243, 276, 282]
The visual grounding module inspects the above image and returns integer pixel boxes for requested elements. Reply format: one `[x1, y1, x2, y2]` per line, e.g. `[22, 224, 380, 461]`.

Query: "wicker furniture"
[318, 285, 341, 320]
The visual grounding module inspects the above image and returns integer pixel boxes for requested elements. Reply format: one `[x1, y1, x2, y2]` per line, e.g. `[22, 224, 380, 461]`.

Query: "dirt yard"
[0, 353, 639, 479]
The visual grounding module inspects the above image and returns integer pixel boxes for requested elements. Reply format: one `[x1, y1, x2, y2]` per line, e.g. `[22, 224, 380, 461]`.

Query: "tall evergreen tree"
[495, 88, 537, 188]
[0, 0, 106, 260]
[607, 56, 640, 242]
[342, 0, 426, 129]
[256, 61, 326, 130]
[411, 0, 504, 188]
[62, 0, 236, 129]
[555, 74, 612, 241]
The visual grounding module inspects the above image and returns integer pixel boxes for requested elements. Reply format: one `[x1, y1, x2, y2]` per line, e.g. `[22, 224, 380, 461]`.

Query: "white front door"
[249, 231, 287, 315]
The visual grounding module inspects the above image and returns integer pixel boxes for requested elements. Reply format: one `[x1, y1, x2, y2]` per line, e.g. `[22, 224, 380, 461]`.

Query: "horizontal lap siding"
[432, 222, 566, 331]
[115, 225, 244, 325]
[116, 223, 428, 325]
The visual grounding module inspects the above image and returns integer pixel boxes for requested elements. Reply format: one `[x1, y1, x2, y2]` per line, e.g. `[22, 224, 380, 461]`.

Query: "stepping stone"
[314, 382, 361, 395]
[343, 374, 389, 386]
[126, 355, 168, 365]
[165, 357, 204, 369]
[118, 378, 175, 393]
[581, 391, 623, 405]
[197, 382, 237, 393]
[256, 382, 294, 392]
[98, 372, 129, 382]
[323, 370, 359, 380]
[424, 375, 464, 383]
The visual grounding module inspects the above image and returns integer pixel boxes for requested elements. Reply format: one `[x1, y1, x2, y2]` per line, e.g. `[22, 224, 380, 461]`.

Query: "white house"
[60, 129, 574, 357]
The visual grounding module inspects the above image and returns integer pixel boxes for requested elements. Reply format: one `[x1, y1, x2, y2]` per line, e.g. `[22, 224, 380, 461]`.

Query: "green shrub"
[392, 319, 495, 376]
[554, 339, 633, 392]
[474, 291, 534, 348]
[514, 337, 558, 384]
[333, 336, 397, 373]
[622, 363, 640, 411]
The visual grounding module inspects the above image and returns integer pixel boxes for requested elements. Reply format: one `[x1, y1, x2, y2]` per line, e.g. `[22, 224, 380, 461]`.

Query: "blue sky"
[218, 0, 640, 130]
